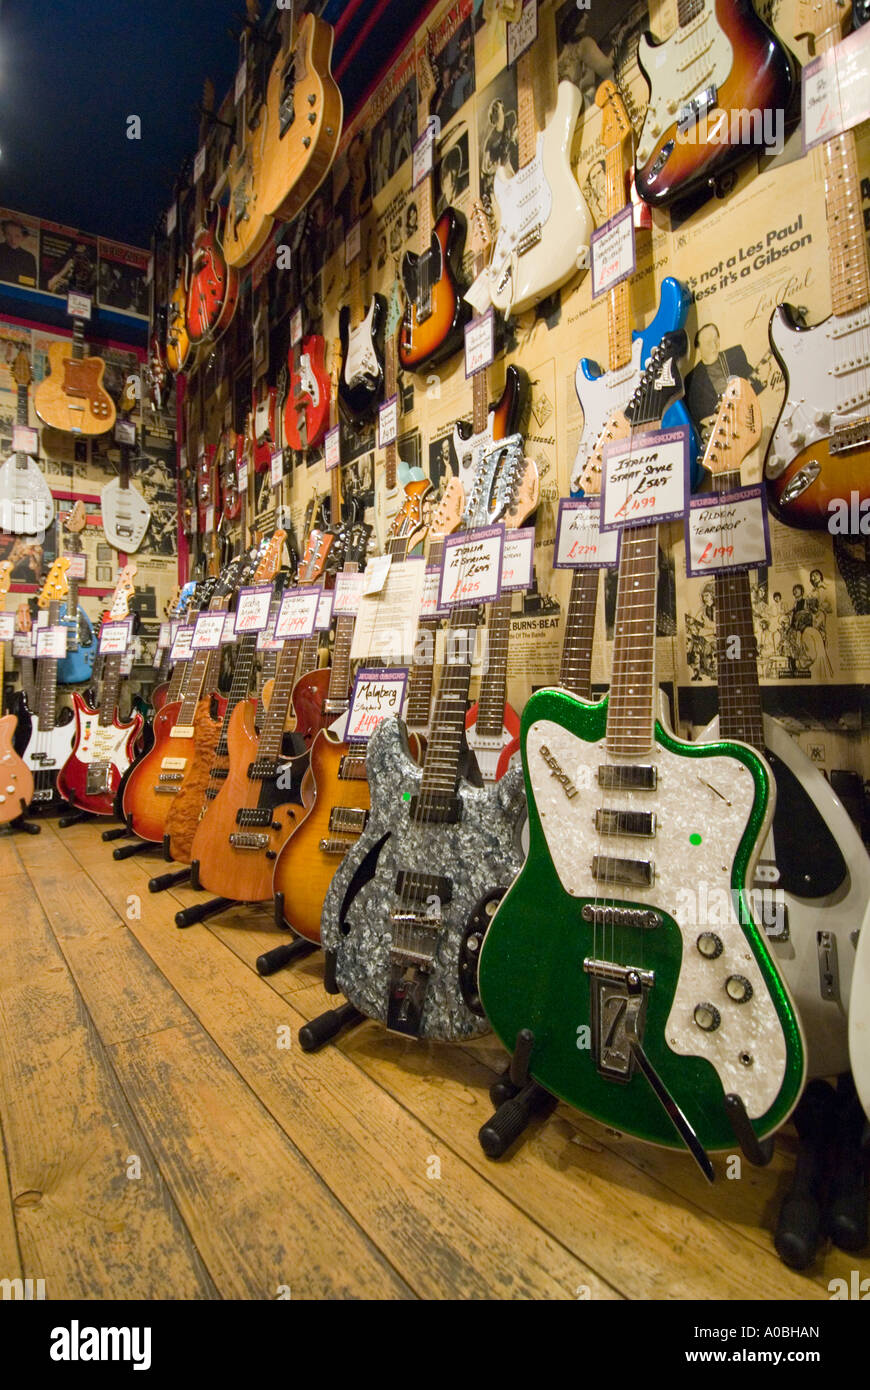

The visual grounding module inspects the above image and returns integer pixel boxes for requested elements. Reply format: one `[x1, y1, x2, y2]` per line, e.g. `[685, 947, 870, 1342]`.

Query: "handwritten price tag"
[378, 395, 398, 448]
[333, 571, 365, 617]
[315, 588, 335, 631]
[464, 309, 495, 378]
[507, 0, 537, 66]
[324, 424, 341, 471]
[685, 486, 770, 577]
[115, 417, 136, 446]
[274, 587, 321, 640]
[64, 552, 87, 579]
[439, 525, 505, 609]
[412, 117, 440, 188]
[590, 206, 635, 299]
[0, 612, 15, 641]
[36, 625, 68, 659]
[12, 425, 38, 454]
[191, 612, 226, 650]
[271, 450, 284, 488]
[221, 612, 237, 644]
[802, 23, 870, 152]
[257, 623, 284, 652]
[346, 667, 409, 743]
[233, 585, 274, 633]
[157, 622, 171, 649]
[67, 291, 92, 320]
[600, 427, 689, 531]
[237, 458, 249, 491]
[420, 567, 448, 618]
[554, 498, 621, 568]
[345, 220, 361, 265]
[363, 554, 392, 596]
[13, 630, 36, 658]
[99, 620, 132, 655]
[500, 528, 535, 592]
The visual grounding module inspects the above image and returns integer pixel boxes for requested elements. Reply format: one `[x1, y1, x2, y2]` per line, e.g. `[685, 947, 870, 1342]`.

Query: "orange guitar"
[33, 303, 116, 437]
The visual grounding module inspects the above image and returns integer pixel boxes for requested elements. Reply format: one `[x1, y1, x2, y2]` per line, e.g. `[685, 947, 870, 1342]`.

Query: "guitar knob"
[649, 121, 661, 137]
[696, 932, 723, 959]
[666, 99, 679, 114]
[790, 430, 806, 447]
[303, 136, 311, 148]
[725, 974, 753, 1004]
[308, 112, 317, 124]
[308, 93, 316, 105]
[693, 1002, 721, 1032]
[814, 410, 831, 429]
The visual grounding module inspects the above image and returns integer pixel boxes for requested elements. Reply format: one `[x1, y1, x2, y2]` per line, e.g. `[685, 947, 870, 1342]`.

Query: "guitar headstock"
[701, 376, 763, 485]
[625, 331, 688, 430]
[596, 80, 632, 154]
[345, 522, 372, 567]
[108, 563, 138, 620]
[16, 601, 32, 634]
[38, 557, 71, 609]
[253, 529, 287, 584]
[429, 474, 465, 540]
[470, 201, 492, 263]
[0, 561, 12, 601]
[503, 455, 539, 530]
[388, 477, 432, 553]
[12, 351, 32, 389]
[298, 525, 334, 583]
[385, 277, 405, 339]
[215, 550, 252, 600]
[65, 500, 88, 535]
[795, 0, 850, 47]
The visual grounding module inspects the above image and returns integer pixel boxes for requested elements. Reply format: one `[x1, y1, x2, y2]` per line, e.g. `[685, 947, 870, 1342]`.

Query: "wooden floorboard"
[1, 817, 867, 1300]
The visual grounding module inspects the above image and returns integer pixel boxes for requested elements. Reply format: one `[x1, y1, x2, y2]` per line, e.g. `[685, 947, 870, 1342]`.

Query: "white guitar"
[488, 65, 592, 317]
[101, 399, 151, 552]
[21, 558, 76, 803]
[850, 909, 870, 1119]
[0, 351, 55, 537]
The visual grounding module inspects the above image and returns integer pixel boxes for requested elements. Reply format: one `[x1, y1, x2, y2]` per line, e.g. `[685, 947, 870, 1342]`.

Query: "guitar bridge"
[583, 959, 655, 1082]
[86, 761, 111, 796]
[516, 224, 542, 257]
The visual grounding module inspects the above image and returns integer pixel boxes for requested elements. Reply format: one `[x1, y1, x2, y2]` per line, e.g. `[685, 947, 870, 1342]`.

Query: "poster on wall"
[39, 222, 98, 298]
[97, 239, 150, 316]
[370, 51, 418, 197]
[0, 209, 40, 288]
[429, 0, 476, 129]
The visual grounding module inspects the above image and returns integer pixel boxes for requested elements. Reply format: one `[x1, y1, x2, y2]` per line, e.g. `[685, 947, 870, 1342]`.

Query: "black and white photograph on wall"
[435, 129, 470, 217]
[554, 0, 613, 105]
[340, 413, 376, 466]
[40, 225, 97, 297]
[97, 241, 149, 316]
[0, 210, 39, 288]
[684, 322, 772, 441]
[371, 76, 417, 197]
[430, 4, 475, 128]
[342, 451, 374, 513]
[477, 66, 518, 216]
[427, 430, 458, 499]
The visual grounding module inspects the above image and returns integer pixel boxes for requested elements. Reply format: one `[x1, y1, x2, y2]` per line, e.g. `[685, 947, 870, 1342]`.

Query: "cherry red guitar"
[282, 333, 330, 451]
[252, 383, 278, 471]
[186, 207, 239, 344]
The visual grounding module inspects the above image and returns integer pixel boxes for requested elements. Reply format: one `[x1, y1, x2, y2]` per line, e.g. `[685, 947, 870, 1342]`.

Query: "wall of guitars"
[2, 0, 870, 1264]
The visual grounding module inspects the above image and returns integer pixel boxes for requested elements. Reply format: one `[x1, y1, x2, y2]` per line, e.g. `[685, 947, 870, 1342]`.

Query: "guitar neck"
[475, 594, 512, 734]
[516, 48, 536, 169]
[559, 568, 599, 699]
[36, 601, 61, 732]
[324, 563, 358, 711]
[711, 467, 764, 747]
[99, 651, 124, 726]
[606, 524, 659, 758]
[256, 636, 303, 761]
[406, 535, 445, 728]
[814, 1, 870, 315]
[415, 603, 478, 807]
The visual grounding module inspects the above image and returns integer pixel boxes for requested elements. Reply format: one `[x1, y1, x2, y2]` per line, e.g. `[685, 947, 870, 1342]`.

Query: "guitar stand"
[479, 1029, 557, 1159]
[102, 814, 137, 842]
[298, 951, 365, 1049]
[175, 896, 236, 929]
[148, 835, 193, 893]
[58, 808, 100, 828]
[255, 893, 318, 974]
[6, 800, 41, 836]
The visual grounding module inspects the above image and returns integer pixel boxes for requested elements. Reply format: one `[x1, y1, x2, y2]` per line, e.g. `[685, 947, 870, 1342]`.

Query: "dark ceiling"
[0, 0, 429, 249]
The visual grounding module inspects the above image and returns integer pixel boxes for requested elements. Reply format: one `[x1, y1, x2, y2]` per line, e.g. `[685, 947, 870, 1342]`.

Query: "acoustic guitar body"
[34, 343, 116, 436]
[399, 210, 470, 372]
[190, 700, 302, 902]
[164, 696, 228, 863]
[0, 713, 34, 825]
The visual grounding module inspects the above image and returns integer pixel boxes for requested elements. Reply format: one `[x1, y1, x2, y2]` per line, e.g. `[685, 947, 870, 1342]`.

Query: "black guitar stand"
[4, 798, 41, 836]
[148, 834, 193, 893]
[298, 951, 364, 1049]
[255, 894, 318, 974]
[775, 1074, 869, 1270]
[58, 808, 101, 828]
[101, 814, 156, 859]
[479, 1029, 557, 1158]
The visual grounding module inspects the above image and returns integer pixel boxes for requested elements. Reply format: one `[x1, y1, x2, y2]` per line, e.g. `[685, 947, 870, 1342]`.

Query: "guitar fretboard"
[414, 603, 478, 812]
[475, 594, 512, 737]
[35, 600, 61, 733]
[606, 525, 658, 757]
[711, 467, 764, 747]
[559, 568, 598, 700]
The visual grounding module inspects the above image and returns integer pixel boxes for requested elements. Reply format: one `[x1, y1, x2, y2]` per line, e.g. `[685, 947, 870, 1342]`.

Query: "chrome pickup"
[595, 809, 657, 838]
[582, 904, 661, 930]
[228, 832, 269, 850]
[338, 753, 367, 780]
[236, 807, 273, 827]
[328, 807, 368, 834]
[158, 772, 184, 783]
[583, 958, 655, 1082]
[318, 835, 360, 855]
[598, 764, 657, 791]
[592, 855, 655, 888]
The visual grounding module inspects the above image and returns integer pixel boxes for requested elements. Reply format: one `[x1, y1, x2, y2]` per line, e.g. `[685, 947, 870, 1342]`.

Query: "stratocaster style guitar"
[569, 84, 699, 495]
[33, 268, 117, 435]
[479, 334, 805, 1178]
[634, 0, 798, 208]
[765, 0, 870, 527]
[0, 352, 55, 536]
[101, 388, 152, 552]
[319, 428, 539, 1041]
[373, 286, 433, 551]
[0, 563, 34, 825]
[696, 377, 870, 1080]
[487, 41, 592, 317]
[398, 33, 470, 372]
[56, 565, 143, 816]
[338, 157, 386, 421]
[19, 559, 76, 804]
[57, 502, 97, 685]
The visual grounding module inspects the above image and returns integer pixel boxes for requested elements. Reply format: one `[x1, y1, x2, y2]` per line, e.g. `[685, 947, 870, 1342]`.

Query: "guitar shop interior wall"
[0, 213, 177, 706]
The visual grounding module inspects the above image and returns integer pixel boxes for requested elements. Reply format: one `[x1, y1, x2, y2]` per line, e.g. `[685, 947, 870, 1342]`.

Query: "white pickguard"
[343, 303, 380, 389]
[0, 453, 55, 535]
[466, 717, 516, 785]
[570, 339, 646, 492]
[298, 353, 320, 406]
[489, 82, 592, 317]
[636, 6, 734, 166]
[101, 477, 151, 552]
[73, 715, 134, 771]
[526, 717, 793, 1118]
[699, 714, 869, 1081]
[766, 305, 870, 478]
[23, 717, 75, 781]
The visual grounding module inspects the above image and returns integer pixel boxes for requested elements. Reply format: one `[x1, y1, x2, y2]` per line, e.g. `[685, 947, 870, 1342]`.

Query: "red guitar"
[219, 429, 243, 523]
[281, 332, 330, 451]
[196, 443, 220, 532]
[252, 382, 278, 471]
[186, 206, 239, 344]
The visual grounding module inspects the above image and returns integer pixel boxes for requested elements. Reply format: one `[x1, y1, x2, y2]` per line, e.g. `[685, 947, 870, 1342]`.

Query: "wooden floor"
[0, 818, 867, 1301]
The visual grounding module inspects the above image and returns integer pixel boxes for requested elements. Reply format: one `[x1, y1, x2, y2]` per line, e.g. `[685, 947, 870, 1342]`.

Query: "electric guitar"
[223, 1, 276, 269]
[57, 501, 98, 685]
[185, 81, 239, 345]
[281, 330, 331, 453]
[569, 84, 698, 495]
[479, 334, 805, 1178]
[634, 0, 798, 208]
[319, 425, 538, 1041]
[487, 41, 592, 317]
[765, 1, 870, 527]
[696, 376, 870, 1081]
[0, 563, 34, 825]
[398, 32, 470, 372]
[373, 284, 433, 551]
[338, 154, 386, 421]
[33, 265, 116, 435]
[101, 388, 152, 552]
[0, 352, 55, 535]
[19, 558, 76, 804]
[56, 564, 143, 815]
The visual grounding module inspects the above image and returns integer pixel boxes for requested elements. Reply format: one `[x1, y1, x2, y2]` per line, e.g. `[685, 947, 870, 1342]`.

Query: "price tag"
[221, 612, 238, 644]
[685, 486, 770, 578]
[439, 525, 505, 610]
[235, 61, 247, 103]
[12, 425, 38, 454]
[590, 206, 635, 299]
[157, 622, 171, 649]
[464, 309, 495, 378]
[333, 571, 365, 616]
[363, 554, 392, 596]
[802, 22, 870, 152]
[170, 619, 180, 640]
[120, 650, 134, 676]
[36, 625, 68, 659]
[115, 417, 136, 446]
[233, 585, 273, 633]
[204, 505, 215, 534]
[170, 624, 194, 660]
[257, 622, 284, 652]
[166, 202, 177, 236]
[377, 395, 398, 448]
[290, 307, 303, 345]
[345, 220, 361, 265]
[0, 612, 15, 641]
[271, 450, 284, 488]
[421, 566, 448, 618]
[191, 612, 226, 650]
[315, 588, 334, 631]
[500, 527, 535, 592]
[554, 498, 621, 568]
[64, 552, 87, 579]
[67, 291, 92, 320]
[600, 427, 690, 531]
[153, 648, 163, 668]
[99, 620, 131, 655]
[507, 0, 537, 66]
[274, 586, 321, 640]
[13, 631, 36, 658]
[324, 424, 341, 471]
[346, 667, 409, 743]
[412, 117, 440, 188]
[237, 458, 249, 491]
[193, 145, 207, 183]
[36, 610, 49, 629]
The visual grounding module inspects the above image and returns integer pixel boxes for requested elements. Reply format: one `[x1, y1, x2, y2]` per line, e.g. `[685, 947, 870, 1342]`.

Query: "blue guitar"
[57, 501, 98, 686]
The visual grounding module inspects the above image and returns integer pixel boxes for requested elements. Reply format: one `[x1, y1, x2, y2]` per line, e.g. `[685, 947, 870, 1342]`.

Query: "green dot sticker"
[402, 792, 411, 802]
[689, 833, 703, 846]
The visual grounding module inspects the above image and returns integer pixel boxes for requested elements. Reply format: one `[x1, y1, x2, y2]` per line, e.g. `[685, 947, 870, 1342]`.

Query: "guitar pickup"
[247, 759, 280, 780]
[592, 855, 655, 888]
[598, 764, 657, 791]
[338, 752, 367, 781]
[236, 808, 273, 827]
[319, 836, 360, 855]
[595, 809, 657, 838]
[408, 793, 462, 824]
[394, 871, 452, 905]
[676, 85, 717, 133]
[329, 807, 368, 834]
[582, 904, 661, 930]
